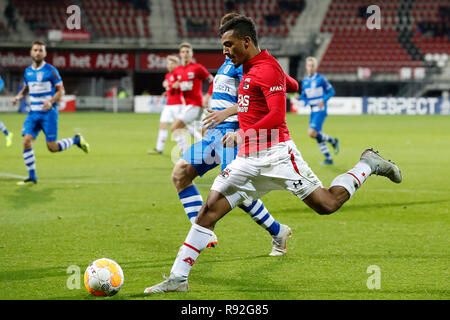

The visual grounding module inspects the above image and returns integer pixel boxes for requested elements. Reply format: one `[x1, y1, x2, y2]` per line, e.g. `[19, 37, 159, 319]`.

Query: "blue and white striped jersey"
[299, 73, 335, 112]
[210, 58, 243, 123]
[24, 62, 63, 111]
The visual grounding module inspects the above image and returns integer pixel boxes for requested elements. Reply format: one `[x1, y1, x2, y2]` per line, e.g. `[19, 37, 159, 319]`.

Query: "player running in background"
[11, 41, 90, 185]
[0, 76, 14, 147]
[170, 12, 295, 254]
[144, 15, 402, 294]
[299, 57, 339, 165]
[170, 42, 214, 154]
[148, 55, 184, 154]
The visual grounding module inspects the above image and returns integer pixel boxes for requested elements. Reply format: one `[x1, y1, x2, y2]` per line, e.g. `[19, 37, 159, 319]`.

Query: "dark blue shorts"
[181, 122, 239, 177]
[22, 109, 58, 142]
[309, 110, 327, 132]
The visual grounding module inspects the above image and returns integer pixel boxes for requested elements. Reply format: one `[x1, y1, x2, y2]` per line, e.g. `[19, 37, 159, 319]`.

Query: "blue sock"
[73, 135, 80, 146]
[239, 199, 281, 236]
[317, 132, 336, 145]
[23, 148, 37, 181]
[318, 141, 332, 160]
[0, 120, 8, 135]
[178, 185, 203, 224]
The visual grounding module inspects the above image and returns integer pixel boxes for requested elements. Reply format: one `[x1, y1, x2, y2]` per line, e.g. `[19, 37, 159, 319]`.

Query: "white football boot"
[269, 224, 292, 256]
[144, 274, 189, 294]
[360, 148, 402, 183]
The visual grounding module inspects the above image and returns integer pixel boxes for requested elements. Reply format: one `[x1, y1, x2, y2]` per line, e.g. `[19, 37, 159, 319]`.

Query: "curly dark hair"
[219, 15, 258, 47]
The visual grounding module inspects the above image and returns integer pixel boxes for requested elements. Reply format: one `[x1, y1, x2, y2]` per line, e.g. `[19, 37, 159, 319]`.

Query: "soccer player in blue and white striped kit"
[12, 41, 90, 185]
[299, 57, 339, 165]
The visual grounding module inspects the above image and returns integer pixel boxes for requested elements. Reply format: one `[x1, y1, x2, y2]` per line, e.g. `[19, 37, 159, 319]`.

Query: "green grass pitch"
[0, 112, 448, 300]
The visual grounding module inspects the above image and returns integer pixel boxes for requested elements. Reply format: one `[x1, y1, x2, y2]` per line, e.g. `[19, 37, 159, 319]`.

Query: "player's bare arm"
[43, 85, 65, 111]
[12, 84, 27, 104]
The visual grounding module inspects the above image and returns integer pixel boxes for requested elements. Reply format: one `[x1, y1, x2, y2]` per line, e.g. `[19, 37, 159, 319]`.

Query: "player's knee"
[47, 142, 59, 153]
[171, 161, 194, 189]
[23, 136, 34, 149]
[308, 129, 317, 138]
[24, 140, 33, 149]
[171, 120, 184, 132]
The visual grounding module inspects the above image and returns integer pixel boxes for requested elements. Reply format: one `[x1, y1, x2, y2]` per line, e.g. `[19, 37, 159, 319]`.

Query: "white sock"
[170, 223, 214, 279]
[187, 121, 203, 141]
[174, 133, 188, 154]
[156, 129, 168, 152]
[330, 161, 372, 197]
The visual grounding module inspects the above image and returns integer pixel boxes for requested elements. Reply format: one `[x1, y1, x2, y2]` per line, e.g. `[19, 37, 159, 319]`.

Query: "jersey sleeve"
[321, 76, 335, 102]
[0, 76, 4, 92]
[50, 66, 63, 87]
[298, 80, 308, 104]
[197, 64, 213, 82]
[235, 65, 243, 82]
[285, 73, 299, 93]
[23, 69, 29, 86]
[237, 66, 286, 138]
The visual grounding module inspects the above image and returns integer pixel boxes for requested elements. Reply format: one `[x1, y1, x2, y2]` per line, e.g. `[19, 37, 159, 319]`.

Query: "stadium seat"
[317, 0, 443, 74]
[171, 0, 304, 39]
[11, 0, 152, 40]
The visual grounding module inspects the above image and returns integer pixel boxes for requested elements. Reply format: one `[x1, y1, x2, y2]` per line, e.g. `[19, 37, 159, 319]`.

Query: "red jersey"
[164, 71, 183, 106]
[173, 62, 212, 107]
[237, 50, 294, 156]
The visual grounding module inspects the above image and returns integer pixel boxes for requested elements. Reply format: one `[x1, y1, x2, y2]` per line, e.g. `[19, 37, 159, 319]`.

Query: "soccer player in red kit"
[144, 15, 402, 293]
[148, 55, 185, 154]
[171, 42, 214, 154]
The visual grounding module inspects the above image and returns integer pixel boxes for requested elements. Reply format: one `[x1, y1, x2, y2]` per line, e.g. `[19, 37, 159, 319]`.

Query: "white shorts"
[160, 104, 183, 123]
[211, 140, 323, 208]
[177, 105, 203, 125]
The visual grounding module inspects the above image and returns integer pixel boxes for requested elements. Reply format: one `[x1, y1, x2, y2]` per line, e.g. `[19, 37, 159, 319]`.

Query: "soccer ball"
[84, 258, 124, 296]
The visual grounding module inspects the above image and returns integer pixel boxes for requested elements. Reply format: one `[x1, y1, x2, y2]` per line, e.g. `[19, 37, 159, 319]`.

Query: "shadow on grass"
[8, 186, 56, 209]
[339, 198, 450, 212]
[0, 265, 67, 281]
[281, 198, 450, 215]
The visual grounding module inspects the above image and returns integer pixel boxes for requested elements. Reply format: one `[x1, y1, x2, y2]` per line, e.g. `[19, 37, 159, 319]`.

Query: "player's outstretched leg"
[238, 199, 292, 256]
[144, 190, 230, 294]
[17, 134, 37, 185]
[304, 148, 402, 215]
[48, 134, 89, 154]
[17, 148, 37, 185]
[172, 159, 218, 248]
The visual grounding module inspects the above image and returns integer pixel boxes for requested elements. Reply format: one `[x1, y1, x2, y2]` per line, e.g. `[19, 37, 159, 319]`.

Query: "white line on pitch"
[0, 173, 27, 179]
[0, 172, 124, 184]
